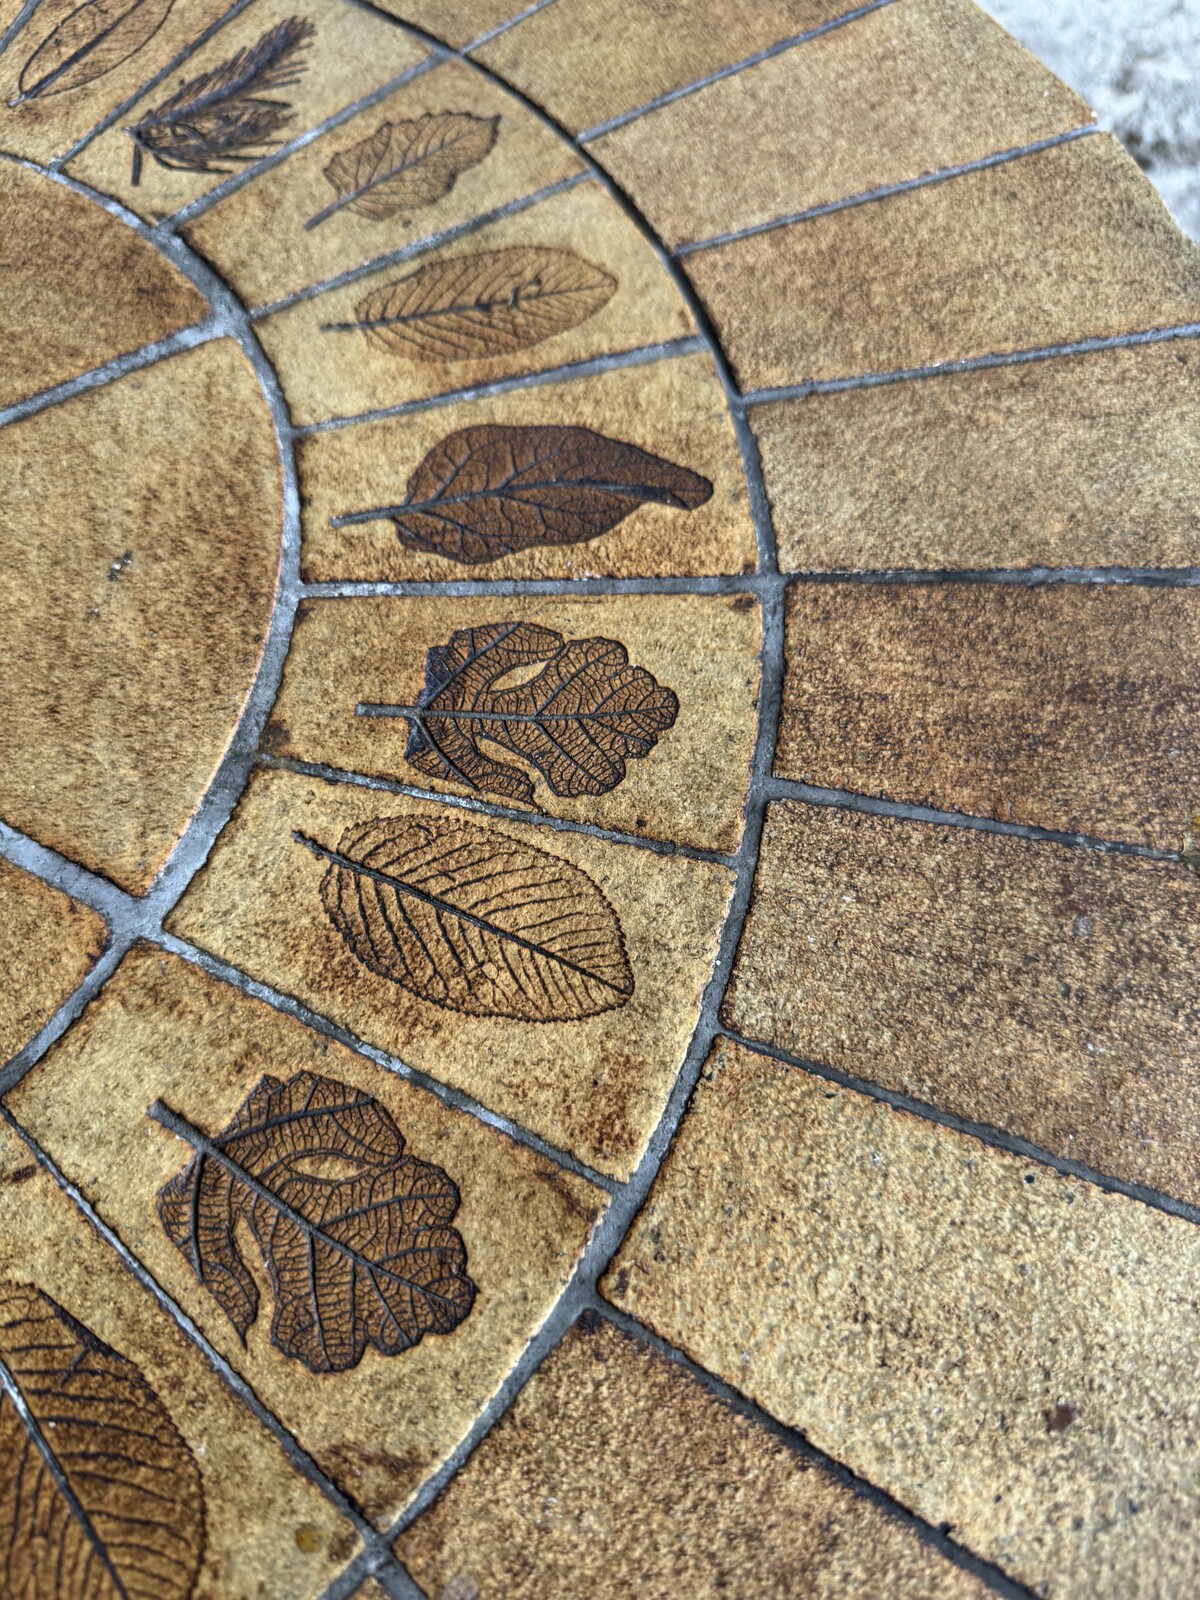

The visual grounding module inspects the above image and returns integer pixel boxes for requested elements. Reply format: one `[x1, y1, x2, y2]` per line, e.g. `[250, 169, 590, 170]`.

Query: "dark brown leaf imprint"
[332, 423, 714, 565]
[322, 246, 617, 360]
[358, 621, 679, 805]
[0, 1280, 205, 1598]
[124, 15, 314, 184]
[156, 1071, 475, 1374]
[298, 816, 634, 1021]
[11, 0, 175, 105]
[305, 110, 499, 231]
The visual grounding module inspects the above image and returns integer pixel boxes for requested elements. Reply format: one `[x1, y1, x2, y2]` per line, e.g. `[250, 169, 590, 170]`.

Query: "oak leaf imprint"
[303, 815, 634, 1020]
[156, 1070, 474, 1374]
[12, 0, 175, 104]
[306, 110, 499, 231]
[0, 1281, 205, 1599]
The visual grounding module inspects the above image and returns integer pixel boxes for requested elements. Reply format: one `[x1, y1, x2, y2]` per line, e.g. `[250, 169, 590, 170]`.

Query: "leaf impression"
[11, 0, 176, 105]
[124, 15, 315, 184]
[332, 423, 714, 565]
[0, 1281, 205, 1599]
[155, 1071, 475, 1374]
[322, 246, 617, 360]
[305, 110, 500, 231]
[358, 620, 679, 805]
[299, 816, 635, 1021]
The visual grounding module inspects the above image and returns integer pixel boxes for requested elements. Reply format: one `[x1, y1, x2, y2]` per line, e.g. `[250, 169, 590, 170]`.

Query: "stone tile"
[604, 1034, 1200, 1600]
[264, 592, 760, 855]
[723, 802, 1200, 1206]
[297, 352, 755, 582]
[0, 162, 207, 410]
[777, 582, 1200, 850]
[397, 1313, 993, 1600]
[754, 340, 1200, 572]
[369, 0, 518, 48]
[257, 178, 694, 425]
[0, 1116, 359, 1595]
[165, 766, 734, 1176]
[0, 858, 107, 1064]
[182, 57, 581, 308]
[0, 339, 282, 893]
[475, 0, 854, 136]
[683, 134, 1200, 392]
[66, 0, 424, 222]
[6, 945, 608, 1523]
[591, 0, 1090, 250]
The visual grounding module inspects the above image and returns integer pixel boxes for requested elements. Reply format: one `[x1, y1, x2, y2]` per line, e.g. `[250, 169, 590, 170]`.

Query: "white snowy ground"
[982, 0, 1200, 237]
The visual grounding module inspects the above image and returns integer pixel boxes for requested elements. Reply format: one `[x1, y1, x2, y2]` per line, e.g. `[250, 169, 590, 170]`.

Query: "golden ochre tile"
[0, 338, 282, 893]
[182, 56, 582, 309]
[5, 946, 608, 1524]
[296, 352, 755, 582]
[264, 592, 760, 855]
[0, 858, 106, 1064]
[65, 0, 424, 222]
[723, 803, 1200, 1206]
[397, 1313, 993, 1600]
[165, 766, 734, 1176]
[368, 0, 517, 48]
[0, 1117, 359, 1595]
[604, 1035, 1200, 1600]
[255, 178, 694, 425]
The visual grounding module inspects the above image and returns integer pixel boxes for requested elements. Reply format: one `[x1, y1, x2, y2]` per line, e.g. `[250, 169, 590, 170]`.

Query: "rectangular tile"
[604, 1034, 1200, 1600]
[723, 802, 1200, 1204]
[0, 858, 105, 1064]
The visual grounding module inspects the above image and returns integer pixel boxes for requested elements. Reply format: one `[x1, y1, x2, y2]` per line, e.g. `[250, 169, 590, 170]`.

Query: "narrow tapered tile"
[0, 857, 106, 1064]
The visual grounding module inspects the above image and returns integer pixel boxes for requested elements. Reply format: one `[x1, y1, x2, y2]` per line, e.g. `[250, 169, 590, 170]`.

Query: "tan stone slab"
[0, 162, 207, 409]
[165, 766, 733, 1176]
[369, 0, 518, 48]
[298, 352, 755, 582]
[7, 945, 608, 1523]
[777, 583, 1200, 851]
[0, 339, 282, 893]
[182, 56, 579, 308]
[754, 340, 1200, 572]
[475, 0, 854, 136]
[0, 858, 106, 1063]
[605, 1035, 1200, 1600]
[0, 1117, 359, 1594]
[66, 0, 424, 222]
[591, 0, 1090, 250]
[398, 1313, 993, 1600]
[264, 593, 760, 855]
[683, 134, 1200, 392]
[257, 178, 694, 425]
[723, 802, 1200, 1205]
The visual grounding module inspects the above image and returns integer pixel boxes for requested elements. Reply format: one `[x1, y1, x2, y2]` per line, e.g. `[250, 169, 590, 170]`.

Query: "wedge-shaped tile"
[592, 0, 1090, 249]
[724, 803, 1200, 1205]
[166, 767, 733, 1175]
[265, 593, 760, 855]
[0, 1117, 358, 1595]
[256, 179, 694, 423]
[0, 339, 282, 893]
[182, 57, 581, 307]
[398, 1312, 993, 1600]
[0, 163, 207, 410]
[606, 1035, 1200, 1600]
[7, 946, 608, 1522]
[0, 859, 106, 1064]
[367, 0, 518, 47]
[778, 583, 1200, 850]
[755, 340, 1200, 571]
[684, 135, 1200, 391]
[65, 0, 424, 220]
[298, 353, 754, 581]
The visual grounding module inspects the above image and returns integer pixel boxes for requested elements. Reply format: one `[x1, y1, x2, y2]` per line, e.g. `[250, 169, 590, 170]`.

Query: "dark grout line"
[781, 564, 1200, 587]
[301, 573, 765, 597]
[463, 0, 559, 53]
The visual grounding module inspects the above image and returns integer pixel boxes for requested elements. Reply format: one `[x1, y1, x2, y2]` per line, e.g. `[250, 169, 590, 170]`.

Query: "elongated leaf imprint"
[302, 816, 634, 1021]
[305, 110, 499, 231]
[12, 0, 175, 104]
[325, 246, 617, 360]
[156, 1071, 474, 1374]
[0, 1281, 205, 1598]
[361, 620, 678, 805]
[124, 15, 314, 184]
